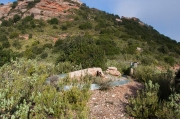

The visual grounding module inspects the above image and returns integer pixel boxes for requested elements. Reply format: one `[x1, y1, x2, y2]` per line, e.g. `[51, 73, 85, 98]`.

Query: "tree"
[13, 14, 21, 23]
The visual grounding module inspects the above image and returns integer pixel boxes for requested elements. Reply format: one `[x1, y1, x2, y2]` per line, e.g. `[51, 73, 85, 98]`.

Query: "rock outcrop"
[0, 0, 81, 21]
[106, 67, 121, 76]
[0, 3, 12, 19]
[69, 67, 105, 80]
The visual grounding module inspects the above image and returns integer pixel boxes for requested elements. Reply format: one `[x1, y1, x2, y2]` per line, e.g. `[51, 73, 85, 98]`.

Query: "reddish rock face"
[0, 0, 81, 21]
[0, 4, 12, 18]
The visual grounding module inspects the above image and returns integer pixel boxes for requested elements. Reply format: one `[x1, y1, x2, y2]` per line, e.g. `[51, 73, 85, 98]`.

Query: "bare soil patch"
[88, 81, 143, 119]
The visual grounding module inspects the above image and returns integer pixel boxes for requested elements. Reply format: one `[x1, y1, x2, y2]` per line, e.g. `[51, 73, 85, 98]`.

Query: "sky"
[1, 0, 180, 42]
[80, 0, 180, 42]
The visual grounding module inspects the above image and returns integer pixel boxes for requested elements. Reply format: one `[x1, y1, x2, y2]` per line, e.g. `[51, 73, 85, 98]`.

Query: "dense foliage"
[0, 59, 91, 118]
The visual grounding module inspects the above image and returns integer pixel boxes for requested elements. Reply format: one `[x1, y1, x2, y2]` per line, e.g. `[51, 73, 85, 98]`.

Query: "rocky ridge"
[0, 0, 82, 21]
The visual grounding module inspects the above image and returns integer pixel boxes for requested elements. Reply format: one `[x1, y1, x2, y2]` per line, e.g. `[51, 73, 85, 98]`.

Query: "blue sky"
[80, 0, 180, 42]
[1, 0, 180, 42]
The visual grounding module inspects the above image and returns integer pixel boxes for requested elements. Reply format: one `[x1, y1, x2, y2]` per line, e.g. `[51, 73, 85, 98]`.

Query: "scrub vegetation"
[0, 2, 180, 118]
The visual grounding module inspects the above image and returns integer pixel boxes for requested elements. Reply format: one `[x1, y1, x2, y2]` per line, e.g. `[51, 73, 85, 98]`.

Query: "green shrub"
[96, 38, 119, 55]
[32, 46, 43, 55]
[0, 50, 11, 66]
[43, 43, 52, 49]
[0, 58, 91, 118]
[48, 18, 59, 25]
[54, 36, 107, 69]
[13, 14, 21, 23]
[29, 33, 32, 39]
[0, 34, 8, 41]
[61, 25, 67, 30]
[53, 25, 58, 29]
[164, 56, 175, 66]
[9, 32, 19, 39]
[79, 22, 92, 30]
[13, 40, 22, 49]
[133, 65, 156, 82]
[1, 20, 13, 27]
[2, 41, 10, 48]
[40, 52, 48, 59]
[126, 80, 160, 118]
[11, 1, 18, 9]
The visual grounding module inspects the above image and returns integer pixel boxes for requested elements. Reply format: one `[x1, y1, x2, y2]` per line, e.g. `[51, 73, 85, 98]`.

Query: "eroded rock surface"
[0, 0, 81, 21]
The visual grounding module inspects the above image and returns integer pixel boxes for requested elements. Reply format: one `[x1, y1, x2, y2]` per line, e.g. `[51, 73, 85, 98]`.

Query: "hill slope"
[0, 0, 180, 70]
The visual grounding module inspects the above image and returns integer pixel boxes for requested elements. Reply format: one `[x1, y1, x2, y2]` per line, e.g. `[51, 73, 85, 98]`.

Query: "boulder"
[68, 67, 104, 80]
[106, 67, 121, 76]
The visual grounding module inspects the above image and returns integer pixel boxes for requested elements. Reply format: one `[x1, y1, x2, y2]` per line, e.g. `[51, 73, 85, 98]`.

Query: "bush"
[12, 40, 22, 49]
[79, 22, 92, 30]
[13, 14, 21, 23]
[48, 18, 59, 25]
[29, 34, 32, 39]
[40, 52, 48, 59]
[9, 32, 19, 39]
[54, 36, 107, 69]
[1, 20, 13, 27]
[32, 46, 43, 55]
[43, 43, 52, 49]
[61, 25, 67, 30]
[126, 80, 160, 118]
[164, 56, 175, 66]
[96, 38, 119, 55]
[0, 50, 11, 66]
[52, 25, 58, 29]
[27, 2, 35, 9]
[0, 34, 8, 42]
[2, 41, 10, 48]
[11, 1, 18, 9]
[0, 58, 91, 118]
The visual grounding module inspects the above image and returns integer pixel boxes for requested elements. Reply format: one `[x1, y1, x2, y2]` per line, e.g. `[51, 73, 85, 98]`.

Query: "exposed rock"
[0, 0, 81, 21]
[19, 34, 29, 40]
[136, 47, 142, 51]
[0, 4, 12, 18]
[116, 18, 122, 22]
[69, 67, 105, 80]
[106, 67, 121, 76]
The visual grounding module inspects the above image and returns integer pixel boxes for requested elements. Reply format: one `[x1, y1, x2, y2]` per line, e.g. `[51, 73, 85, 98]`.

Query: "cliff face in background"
[0, 0, 82, 21]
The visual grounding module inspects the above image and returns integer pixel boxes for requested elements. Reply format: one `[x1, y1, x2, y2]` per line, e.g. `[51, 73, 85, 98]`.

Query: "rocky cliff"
[0, 0, 82, 21]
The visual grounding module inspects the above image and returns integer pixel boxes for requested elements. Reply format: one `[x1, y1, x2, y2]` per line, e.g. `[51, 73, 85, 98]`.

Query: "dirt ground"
[88, 80, 143, 119]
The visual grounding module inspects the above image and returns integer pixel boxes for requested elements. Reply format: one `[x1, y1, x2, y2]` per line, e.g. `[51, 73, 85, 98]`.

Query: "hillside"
[0, 0, 180, 118]
[0, 0, 180, 69]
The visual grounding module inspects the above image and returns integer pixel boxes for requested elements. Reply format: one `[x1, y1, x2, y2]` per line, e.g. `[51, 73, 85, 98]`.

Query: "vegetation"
[0, 59, 91, 118]
[0, 1, 180, 118]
